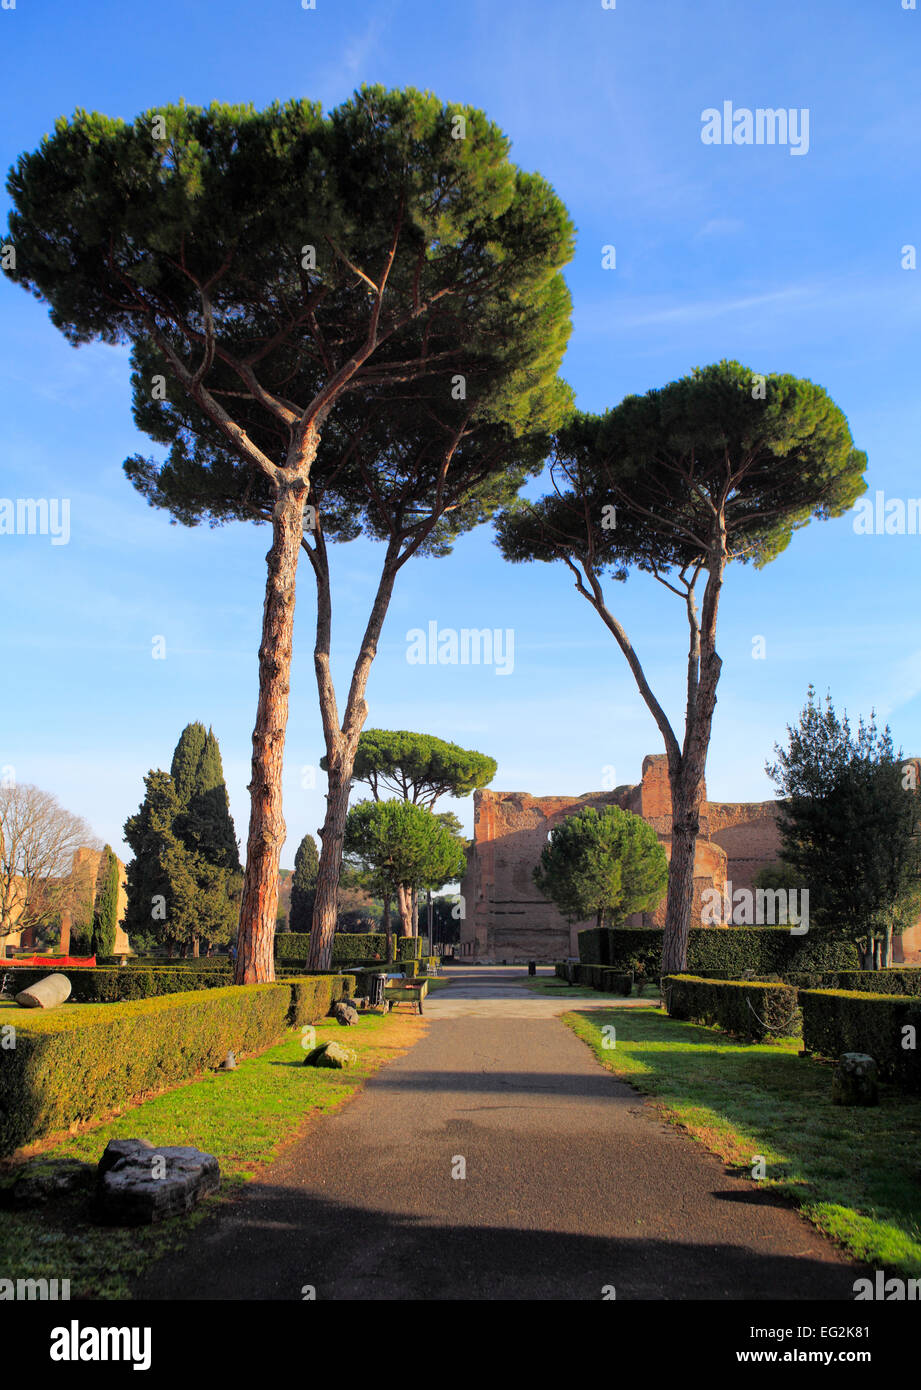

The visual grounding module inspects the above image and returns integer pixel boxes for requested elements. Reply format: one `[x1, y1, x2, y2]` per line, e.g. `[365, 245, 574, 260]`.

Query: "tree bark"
[306, 536, 401, 971]
[383, 894, 393, 964]
[661, 770, 704, 976]
[395, 883, 413, 935]
[309, 759, 351, 967]
[235, 480, 308, 984]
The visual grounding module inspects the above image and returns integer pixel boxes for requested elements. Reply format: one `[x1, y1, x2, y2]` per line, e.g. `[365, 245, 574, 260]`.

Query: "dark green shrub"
[580, 927, 860, 978]
[0, 984, 292, 1156]
[286, 974, 355, 1028]
[600, 968, 633, 996]
[800, 989, 921, 1087]
[785, 970, 921, 996]
[5, 966, 230, 1002]
[664, 974, 800, 1042]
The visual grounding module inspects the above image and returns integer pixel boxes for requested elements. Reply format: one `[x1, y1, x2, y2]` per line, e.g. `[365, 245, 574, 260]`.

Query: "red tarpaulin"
[11, 955, 97, 968]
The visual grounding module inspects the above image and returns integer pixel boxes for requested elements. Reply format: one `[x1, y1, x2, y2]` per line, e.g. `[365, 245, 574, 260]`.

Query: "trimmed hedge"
[287, 974, 356, 1028]
[0, 985, 288, 1156]
[800, 989, 921, 1088]
[95, 956, 231, 970]
[664, 974, 800, 1042]
[579, 927, 860, 978]
[5, 967, 233, 1002]
[274, 932, 426, 965]
[5, 966, 356, 1004]
[0, 974, 356, 1156]
[783, 969, 921, 996]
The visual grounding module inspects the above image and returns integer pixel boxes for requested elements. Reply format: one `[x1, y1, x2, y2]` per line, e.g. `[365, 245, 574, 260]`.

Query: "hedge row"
[94, 956, 231, 969]
[1, 985, 280, 1156]
[0, 974, 356, 1156]
[663, 974, 800, 1042]
[781, 969, 921, 996]
[579, 965, 633, 995]
[274, 933, 425, 964]
[578, 927, 860, 976]
[5, 966, 353, 1003]
[800, 989, 921, 1087]
[6, 967, 233, 1002]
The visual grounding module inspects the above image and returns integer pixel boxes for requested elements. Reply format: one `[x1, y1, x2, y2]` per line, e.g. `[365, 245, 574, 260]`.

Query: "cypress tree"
[91, 845, 121, 955]
[182, 728, 241, 872]
[170, 722, 208, 808]
[124, 772, 197, 953]
[289, 834, 319, 935]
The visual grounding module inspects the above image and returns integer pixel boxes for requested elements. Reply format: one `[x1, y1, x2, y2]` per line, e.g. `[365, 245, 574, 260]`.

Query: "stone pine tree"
[766, 687, 921, 967]
[533, 805, 668, 930]
[496, 362, 867, 974]
[329, 729, 496, 941]
[3, 88, 574, 983]
[343, 800, 467, 938]
[91, 845, 120, 956]
[289, 833, 319, 935]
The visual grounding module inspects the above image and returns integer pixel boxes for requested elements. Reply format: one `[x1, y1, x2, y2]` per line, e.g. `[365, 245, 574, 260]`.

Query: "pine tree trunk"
[661, 763, 707, 976]
[383, 894, 392, 964]
[396, 883, 413, 935]
[305, 538, 402, 971]
[307, 763, 351, 971]
[235, 481, 307, 985]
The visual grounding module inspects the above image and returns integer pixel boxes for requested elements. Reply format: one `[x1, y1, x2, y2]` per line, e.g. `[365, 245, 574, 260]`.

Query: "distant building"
[2, 846, 130, 957]
[459, 753, 921, 963]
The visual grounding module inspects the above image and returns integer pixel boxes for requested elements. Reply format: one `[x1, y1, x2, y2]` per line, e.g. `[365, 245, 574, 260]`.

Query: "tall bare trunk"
[306, 536, 401, 971]
[235, 482, 307, 984]
[383, 894, 392, 963]
[661, 769, 704, 976]
[309, 760, 351, 968]
[396, 883, 413, 936]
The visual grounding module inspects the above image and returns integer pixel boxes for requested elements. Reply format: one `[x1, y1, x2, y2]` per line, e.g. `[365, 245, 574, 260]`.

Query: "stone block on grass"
[15, 973, 71, 1009]
[832, 1052, 879, 1107]
[303, 1041, 356, 1069]
[95, 1139, 220, 1225]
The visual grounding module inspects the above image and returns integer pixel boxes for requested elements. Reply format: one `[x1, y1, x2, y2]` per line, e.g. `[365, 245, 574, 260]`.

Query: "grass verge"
[0, 1011, 422, 1299]
[565, 1005, 921, 1276]
[517, 975, 661, 1001]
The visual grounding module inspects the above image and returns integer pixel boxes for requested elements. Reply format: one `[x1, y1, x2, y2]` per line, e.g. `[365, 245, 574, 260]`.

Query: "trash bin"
[528, 960, 536, 976]
[369, 973, 387, 1008]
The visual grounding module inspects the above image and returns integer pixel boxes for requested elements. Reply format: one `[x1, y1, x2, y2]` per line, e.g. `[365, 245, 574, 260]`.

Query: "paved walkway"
[133, 967, 862, 1301]
[423, 966, 650, 1018]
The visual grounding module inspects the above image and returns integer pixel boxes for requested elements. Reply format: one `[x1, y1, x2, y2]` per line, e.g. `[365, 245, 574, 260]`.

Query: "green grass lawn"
[565, 1005, 921, 1275]
[0, 1011, 422, 1299]
[516, 975, 600, 997]
[421, 974, 452, 993]
[517, 975, 661, 1001]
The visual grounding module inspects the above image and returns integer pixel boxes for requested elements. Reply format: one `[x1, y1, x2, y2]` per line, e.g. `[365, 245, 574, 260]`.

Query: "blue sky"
[1, 0, 920, 864]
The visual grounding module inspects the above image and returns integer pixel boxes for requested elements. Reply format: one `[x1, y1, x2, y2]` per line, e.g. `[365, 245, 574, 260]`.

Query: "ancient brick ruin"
[459, 752, 921, 962]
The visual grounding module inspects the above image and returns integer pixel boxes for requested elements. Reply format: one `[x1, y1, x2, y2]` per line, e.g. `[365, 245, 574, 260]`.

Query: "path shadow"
[129, 1180, 868, 1303]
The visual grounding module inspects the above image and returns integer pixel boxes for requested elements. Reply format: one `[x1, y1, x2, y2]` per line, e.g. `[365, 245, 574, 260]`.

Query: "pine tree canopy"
[338, 729, 497, 806]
